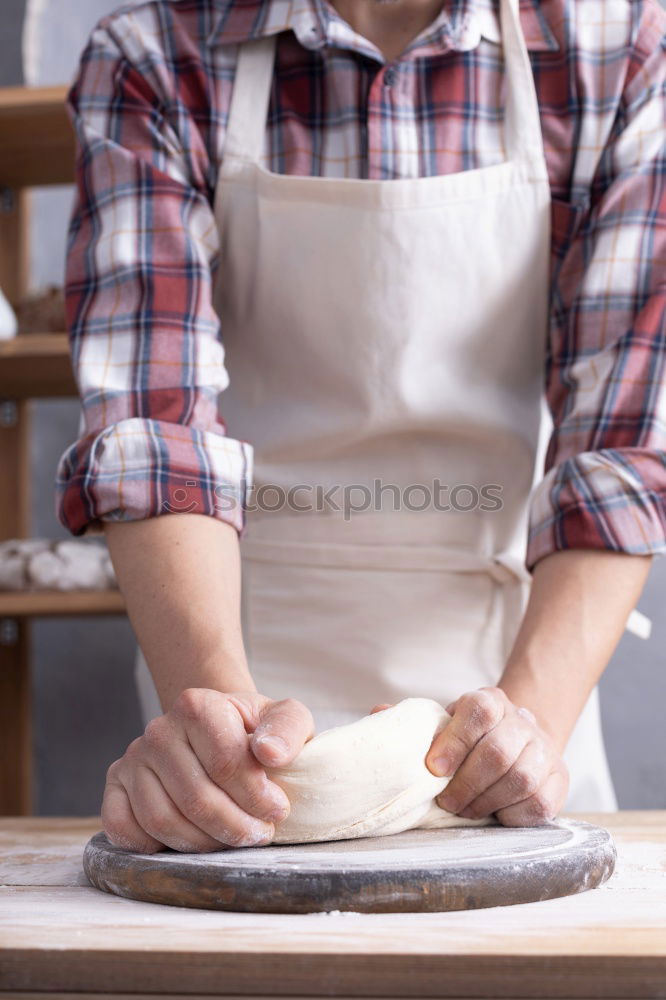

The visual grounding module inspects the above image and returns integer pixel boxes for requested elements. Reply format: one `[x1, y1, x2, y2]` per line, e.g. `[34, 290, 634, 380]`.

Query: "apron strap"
[222, 0, 547, 169]
[625, 608, 652, 640]
[500, 0, 546, 160]
[220, 35, 277, 166]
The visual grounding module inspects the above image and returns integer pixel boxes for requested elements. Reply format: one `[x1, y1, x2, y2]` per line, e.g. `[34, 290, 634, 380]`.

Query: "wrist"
[497, 668, 573, 755]
[156, 645, 256, 710]
[202, 652, 255, 694]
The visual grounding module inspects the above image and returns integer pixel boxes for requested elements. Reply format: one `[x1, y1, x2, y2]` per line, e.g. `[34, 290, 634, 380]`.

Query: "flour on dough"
[266, 697, 492, 845]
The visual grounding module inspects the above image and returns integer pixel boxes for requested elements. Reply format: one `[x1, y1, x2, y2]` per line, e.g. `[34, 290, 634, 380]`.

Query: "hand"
[102, 689, 314, 853]
[424, 687, 569, 826]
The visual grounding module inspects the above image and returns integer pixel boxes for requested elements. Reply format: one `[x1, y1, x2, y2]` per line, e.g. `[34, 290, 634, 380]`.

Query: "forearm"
[499, 549, 652, 753]
[104, 513, 253, 710]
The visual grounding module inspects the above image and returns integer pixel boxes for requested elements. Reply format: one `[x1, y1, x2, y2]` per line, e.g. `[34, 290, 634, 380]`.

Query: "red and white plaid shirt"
[56, 0, 666, 569]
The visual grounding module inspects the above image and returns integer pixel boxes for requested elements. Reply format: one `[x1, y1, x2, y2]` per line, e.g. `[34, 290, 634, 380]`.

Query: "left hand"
[426, 687, 569, 826]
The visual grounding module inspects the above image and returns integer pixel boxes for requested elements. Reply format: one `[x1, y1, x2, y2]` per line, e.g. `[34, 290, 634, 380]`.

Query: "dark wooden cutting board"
[82, 818, 616, 913]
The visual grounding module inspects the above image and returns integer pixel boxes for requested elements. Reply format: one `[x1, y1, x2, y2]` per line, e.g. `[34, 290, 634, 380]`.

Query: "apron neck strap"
[223, 0, 544, 166]
[500, 0, 545, 159]
[222, 34, 278, 165]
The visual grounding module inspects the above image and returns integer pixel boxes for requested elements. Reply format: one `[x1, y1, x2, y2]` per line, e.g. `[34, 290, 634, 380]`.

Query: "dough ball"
[266, 697, 492, 845]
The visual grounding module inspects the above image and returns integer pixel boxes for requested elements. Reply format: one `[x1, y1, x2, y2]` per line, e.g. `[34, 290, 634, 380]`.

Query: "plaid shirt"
[56, 0, 666, 569]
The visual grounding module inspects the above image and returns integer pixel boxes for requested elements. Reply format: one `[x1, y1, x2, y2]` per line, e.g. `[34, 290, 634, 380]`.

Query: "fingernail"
[266, 790, 290, 824]
[438, 795, 458, 813]
[244, 822, 274, 846]
[254, 733, 289, 757]
[429, 754, 452, 777]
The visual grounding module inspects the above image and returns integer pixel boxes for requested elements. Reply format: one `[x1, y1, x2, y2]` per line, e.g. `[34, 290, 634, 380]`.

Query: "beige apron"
[134, 0, 644, 810]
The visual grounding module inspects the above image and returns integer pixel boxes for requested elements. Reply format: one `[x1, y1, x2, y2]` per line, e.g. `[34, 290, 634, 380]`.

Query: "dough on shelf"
[266, 697, 492, 845]
[0, 537, 117, 591]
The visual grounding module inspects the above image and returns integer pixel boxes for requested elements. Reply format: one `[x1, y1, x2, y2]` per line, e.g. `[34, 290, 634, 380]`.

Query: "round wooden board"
[83, 819, 616, 913]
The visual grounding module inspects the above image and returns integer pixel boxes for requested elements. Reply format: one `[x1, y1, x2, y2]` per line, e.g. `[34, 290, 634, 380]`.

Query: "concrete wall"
[7, 0, 666, 814]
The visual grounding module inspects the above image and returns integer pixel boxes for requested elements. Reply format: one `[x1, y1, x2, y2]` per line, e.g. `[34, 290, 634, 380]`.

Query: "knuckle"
[101, 814, 141, 851]
[483, 740, 513, 773]
[508, 765, 540, 799]
[103, 821, 129, 846]
[463, 799, 487, 820]
[446, 729, 472, 757]
[143, 718, 168, 753]
[274, 697, 308, 724]
[261, 698, 309, 741]
[449, 774, 477, 802]
[100, 788, 163, 853]
[526, 791, 555, 823]
[472, 691, 502, 727]
[244, 783, 273, 819]
[481, 685, 506, 703]
[173, 687, 208, 723]
[181, 791, 216, 827]
[273, 697, 300, 715]
[495, 808, 523, 828]
[457, 691, 477, 712]
[208, 748, 240, 786]
[124, 737, 143, 760]
[105, 758, 122, 783]
[140, 801, 173, 837]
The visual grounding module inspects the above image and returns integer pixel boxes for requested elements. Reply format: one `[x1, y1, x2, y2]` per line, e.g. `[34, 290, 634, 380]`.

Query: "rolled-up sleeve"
[527, 0, 666, 570]
[55, 17, 252, 537]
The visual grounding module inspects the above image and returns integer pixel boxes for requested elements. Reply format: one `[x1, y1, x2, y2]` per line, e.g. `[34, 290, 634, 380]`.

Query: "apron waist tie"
[239, 537, 651, 639]
[241, 536, 529, 575]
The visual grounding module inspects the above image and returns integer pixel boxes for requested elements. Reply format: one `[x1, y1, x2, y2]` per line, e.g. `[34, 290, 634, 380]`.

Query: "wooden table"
[1, 812, 665, 998]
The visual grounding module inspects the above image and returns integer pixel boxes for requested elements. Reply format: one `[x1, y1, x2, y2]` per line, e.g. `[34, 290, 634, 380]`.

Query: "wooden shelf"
[0, 589, 126, 618]
[0, 333, 76, 398]
[0, 85, 86, 815]
[0, 85, 74, 188]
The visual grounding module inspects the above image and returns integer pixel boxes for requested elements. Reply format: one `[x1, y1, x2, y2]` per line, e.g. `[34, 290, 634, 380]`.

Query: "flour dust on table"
[265, 698, 491, 845]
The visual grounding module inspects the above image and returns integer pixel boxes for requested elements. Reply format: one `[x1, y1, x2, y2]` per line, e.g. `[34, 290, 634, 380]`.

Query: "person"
[56, 0, 665, 853]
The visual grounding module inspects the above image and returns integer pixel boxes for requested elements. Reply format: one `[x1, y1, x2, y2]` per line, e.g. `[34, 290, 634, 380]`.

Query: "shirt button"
[384, 67, 396, 86]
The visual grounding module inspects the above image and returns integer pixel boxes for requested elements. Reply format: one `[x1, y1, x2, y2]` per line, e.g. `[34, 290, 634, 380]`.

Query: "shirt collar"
[206, 0, 560, 56]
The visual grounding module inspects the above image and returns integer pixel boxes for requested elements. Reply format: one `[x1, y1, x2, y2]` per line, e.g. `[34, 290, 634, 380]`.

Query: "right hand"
[101, 689, 314, 853]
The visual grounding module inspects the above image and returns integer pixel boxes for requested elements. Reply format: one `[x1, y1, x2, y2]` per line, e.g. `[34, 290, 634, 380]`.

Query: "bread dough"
[0, 538, 117, 591]
[266, 697, 493, 845]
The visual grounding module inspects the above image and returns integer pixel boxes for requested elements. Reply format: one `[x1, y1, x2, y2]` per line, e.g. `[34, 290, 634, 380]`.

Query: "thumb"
[250, 697, 315, 768]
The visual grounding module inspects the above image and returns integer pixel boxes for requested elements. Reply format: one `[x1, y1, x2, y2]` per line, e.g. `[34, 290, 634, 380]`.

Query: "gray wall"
[0, 0, 25, 86]
[31, 411, 142, 815]
[7, 0, 666, 815]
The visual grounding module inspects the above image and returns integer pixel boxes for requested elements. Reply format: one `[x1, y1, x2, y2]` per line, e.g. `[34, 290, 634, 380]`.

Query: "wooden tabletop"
[1, 812, 665, 998]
